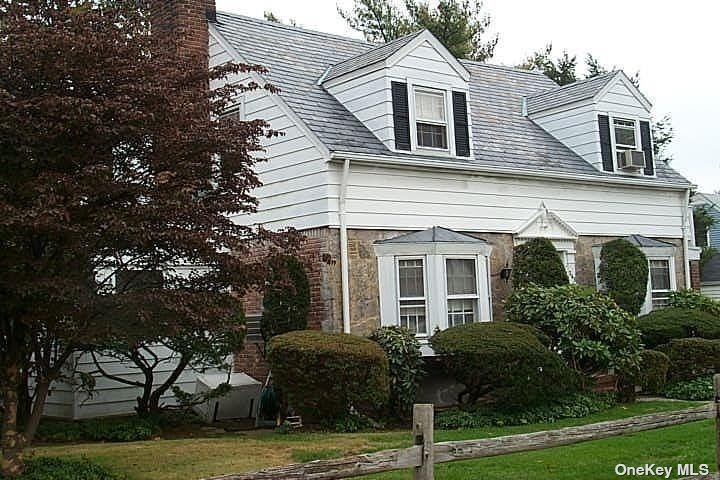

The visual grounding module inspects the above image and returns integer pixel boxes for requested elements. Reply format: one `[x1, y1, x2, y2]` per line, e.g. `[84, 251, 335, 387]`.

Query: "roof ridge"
[460, 60, 550, 77]
[328, 30, 424, 69]
[528, 70, 620, 99]
[215, 10, 372, 47]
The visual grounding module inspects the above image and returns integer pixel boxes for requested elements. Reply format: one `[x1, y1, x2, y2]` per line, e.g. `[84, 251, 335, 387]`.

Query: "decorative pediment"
[515, 202, 578, 243]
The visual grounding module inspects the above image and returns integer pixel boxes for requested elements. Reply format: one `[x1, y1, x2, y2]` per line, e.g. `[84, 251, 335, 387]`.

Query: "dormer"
[321, 30, 472, 158]
[526, 71, 656, 176]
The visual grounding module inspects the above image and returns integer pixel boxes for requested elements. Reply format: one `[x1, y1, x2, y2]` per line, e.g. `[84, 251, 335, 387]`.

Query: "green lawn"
[30, 401, 709, 480]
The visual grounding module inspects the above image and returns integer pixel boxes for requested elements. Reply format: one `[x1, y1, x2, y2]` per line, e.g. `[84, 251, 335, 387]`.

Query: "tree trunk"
[1, 363, 26, 477]
[146, 356, 191, 414]
[23, 379, 51, 444]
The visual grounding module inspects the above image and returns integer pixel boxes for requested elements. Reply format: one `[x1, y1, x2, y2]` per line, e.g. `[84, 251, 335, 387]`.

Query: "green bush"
[668, 289, 720, 317]
[16, 457, 123, 480]
[511, 237, 569, 288]
[261, 254, 310, 342]
[430, 322, 583, 408]
[505, 284, 642, 376]
[435, 393, 616, 429]
[637, 307, 720, 348]
[369, 326, 424, 420]
[598, 239, 648, 315]
[664, 376, 714, 401]
[659, 337, 720, 381]
[35, 416, 158, 443]
[636, 349, 670, 394]
[267, 330, 390, 422]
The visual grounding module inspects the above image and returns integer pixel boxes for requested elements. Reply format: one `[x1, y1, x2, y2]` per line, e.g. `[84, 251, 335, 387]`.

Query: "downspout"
[339, 158, 351, 333]
[682, 188, 692, 289]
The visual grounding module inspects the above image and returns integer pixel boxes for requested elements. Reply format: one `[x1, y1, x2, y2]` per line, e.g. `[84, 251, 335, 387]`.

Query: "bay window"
[398, 258, 427, 334]
[649, 259, 672, 309]
[445, 258, 479, 327]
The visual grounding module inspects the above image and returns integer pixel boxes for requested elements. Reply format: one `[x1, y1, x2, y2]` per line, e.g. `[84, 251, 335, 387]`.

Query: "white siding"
[702, 284, 720, 301]
[44, 348, 226, 420]
[597, 80, 651, 121]
[388, 40, 466, 89]
[210, 31, 332, 231]
[326, 70, 395, 149]
[329, 163, 685, 238]
[530, 102, 601, 170]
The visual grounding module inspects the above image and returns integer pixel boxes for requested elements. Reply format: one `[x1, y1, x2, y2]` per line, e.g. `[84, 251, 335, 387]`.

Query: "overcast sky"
[217, 0, 719, 192]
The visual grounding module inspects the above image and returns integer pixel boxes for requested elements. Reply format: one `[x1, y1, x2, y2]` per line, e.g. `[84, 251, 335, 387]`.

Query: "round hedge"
[598, 239, 648, 315]
[505, 284, 642, 376]
[267, 330, 389, 422]
[430, 322, 583, 408]
[512, 237, 569, 288]
[261, 254, 310, 342]
[659, 337, 720, 381]
[636, 349, 670, 394]
[369, 326, 424, 420]
[637, 308, 720, 348]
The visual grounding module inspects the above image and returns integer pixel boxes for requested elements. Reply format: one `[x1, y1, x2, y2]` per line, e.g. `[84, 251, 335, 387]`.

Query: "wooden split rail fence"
[207, 374, 720, 480]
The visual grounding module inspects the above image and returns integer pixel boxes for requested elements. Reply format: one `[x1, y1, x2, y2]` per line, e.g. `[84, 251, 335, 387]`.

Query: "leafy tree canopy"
[339, 0, 498, 61]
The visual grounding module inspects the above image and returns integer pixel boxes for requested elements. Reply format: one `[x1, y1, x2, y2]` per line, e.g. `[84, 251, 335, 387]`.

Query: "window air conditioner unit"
[617, 150, 645, 170]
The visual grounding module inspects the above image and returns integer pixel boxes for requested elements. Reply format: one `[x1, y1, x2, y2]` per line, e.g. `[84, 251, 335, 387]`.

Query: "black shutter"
[391, 82, 411, 151]
[639, 120, 654, 176]
[598, 115, 614, 172]
[452, 91, 470, 157]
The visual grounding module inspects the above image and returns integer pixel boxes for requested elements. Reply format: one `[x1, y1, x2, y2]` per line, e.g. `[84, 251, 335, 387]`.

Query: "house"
[690, 193, 720, 299]
[44, 0, 702, 417]
[197, 5, 702, 378]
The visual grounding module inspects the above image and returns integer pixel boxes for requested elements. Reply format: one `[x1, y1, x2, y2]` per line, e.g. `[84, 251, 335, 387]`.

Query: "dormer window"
[613, 118, 637, 149]
[414, 89, 448, 150]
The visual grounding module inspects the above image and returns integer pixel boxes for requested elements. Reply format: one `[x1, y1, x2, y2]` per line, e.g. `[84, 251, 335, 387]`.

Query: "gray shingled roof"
[323, 31, 424, 82]
[624, 234, 675, 248]
[213, 12, 690, 186]
[375, 226, 488, 244]
[526, 71, 618, 114]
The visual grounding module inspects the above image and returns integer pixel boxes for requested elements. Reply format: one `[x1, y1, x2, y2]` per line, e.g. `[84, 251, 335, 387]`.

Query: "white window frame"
[413, 87, 449, 152]
[612, 117, 638, 150]
[396, 256, 429, 336]
[444, 256, 481, 328]
[647, 256, 676, 312]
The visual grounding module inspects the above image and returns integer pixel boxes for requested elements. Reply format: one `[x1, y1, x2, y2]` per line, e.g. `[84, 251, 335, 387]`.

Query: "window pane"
[399, 259, 424, 298]
[650, 260, 671, 291]
[613, 119, 636, 147]
[446, 259, 477, 295]
[417, 123, 448, 149]
[415, 91, 445, 122]
[400, 300, 427, 334]
[447, 298, 477, 327]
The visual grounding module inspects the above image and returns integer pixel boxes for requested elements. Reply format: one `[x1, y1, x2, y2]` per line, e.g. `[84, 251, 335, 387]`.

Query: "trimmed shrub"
[512, 237, 569, 288]
[668, 289, 720, 317]
[261, 254, 310, 342]
[18, 457, 123, 480]
[659, 337, 720, 381]
[598, 239, 648, 315]
[505, 284, 642, 376]
[664, 376, 714, 401]
[636, 349, 670, 394]
[369, 326, 424, 420]
[35, 416, 158, 443]
[637, 307, 720, 348]
[267, 330, 390, 422]
[435, 393, 616, 429]
[430, 322, 584, 408]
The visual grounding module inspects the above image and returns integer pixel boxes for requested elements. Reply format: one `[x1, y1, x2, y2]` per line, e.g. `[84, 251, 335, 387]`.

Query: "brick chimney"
[149, 0, 215, 63]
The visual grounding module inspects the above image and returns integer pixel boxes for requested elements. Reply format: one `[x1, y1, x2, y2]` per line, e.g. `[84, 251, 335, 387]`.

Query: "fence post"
[715, 374, 720, 476]
[413, 404, 434, 480]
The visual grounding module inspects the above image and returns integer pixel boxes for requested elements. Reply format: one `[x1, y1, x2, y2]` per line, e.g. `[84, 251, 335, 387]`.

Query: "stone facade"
[234, 226, 690, 380]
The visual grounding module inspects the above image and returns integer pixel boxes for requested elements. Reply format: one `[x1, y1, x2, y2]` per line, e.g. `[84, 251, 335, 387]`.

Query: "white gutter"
[339, 158, 351, 333]
[329, 151, 695, 191]
[682, 188, 692, 289]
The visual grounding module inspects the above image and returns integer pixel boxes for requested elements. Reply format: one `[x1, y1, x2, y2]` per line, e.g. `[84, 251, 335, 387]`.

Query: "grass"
[29, 400, 706, 480]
